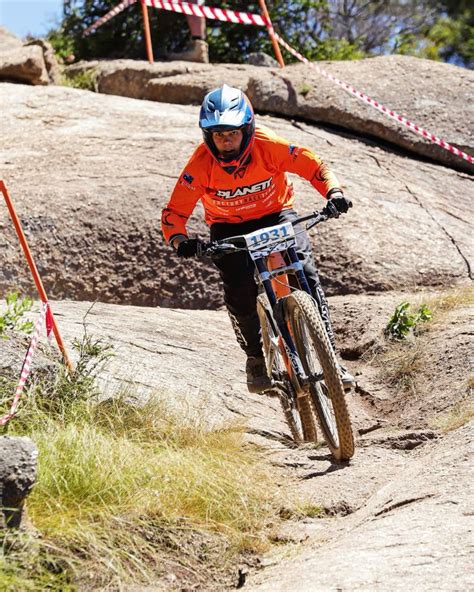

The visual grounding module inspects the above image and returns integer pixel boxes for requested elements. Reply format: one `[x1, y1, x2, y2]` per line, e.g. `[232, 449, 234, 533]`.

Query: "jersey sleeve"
[266, 130, 341, 197]
[161, 152, 205, 244]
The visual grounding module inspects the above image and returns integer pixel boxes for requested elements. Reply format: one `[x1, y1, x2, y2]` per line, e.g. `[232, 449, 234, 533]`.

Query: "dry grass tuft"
[432, 398, 474, 433]
[415, 285, 474, 329]
[376, 341, 425, 393]
[0, 339, 286, 590]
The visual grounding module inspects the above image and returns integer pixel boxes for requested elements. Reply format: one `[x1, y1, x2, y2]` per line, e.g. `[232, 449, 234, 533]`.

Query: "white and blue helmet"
[199, 84, 256, 168]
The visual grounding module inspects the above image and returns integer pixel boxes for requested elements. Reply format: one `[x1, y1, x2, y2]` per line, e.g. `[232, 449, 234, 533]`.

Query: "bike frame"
[255, 245, 313, 391]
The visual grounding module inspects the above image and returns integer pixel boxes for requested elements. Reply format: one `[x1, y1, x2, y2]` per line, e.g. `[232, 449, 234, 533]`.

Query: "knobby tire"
[285, 291, 355, 460]
[257, 295, 318, 444]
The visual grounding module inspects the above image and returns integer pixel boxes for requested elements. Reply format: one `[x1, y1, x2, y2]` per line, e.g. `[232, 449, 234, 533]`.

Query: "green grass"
[0, 339, 287, 590]
[61, 69, 97, 91]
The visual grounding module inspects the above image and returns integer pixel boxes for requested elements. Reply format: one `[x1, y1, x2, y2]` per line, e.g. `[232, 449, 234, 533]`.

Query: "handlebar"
[199, 205, 336, 259]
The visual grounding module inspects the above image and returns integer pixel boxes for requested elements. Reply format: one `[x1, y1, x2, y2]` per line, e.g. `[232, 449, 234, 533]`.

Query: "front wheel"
[285, 291, 355, 460]
[257, 294, 317, 444]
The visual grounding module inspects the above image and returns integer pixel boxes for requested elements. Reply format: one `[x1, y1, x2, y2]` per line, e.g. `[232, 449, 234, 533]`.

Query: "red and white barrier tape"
[84, 0, 266, 35]
[84, 0, 137, 35]
[0, 302, 53, 426]
[274, 33, 474, 165]
[143, 0, 266, 25]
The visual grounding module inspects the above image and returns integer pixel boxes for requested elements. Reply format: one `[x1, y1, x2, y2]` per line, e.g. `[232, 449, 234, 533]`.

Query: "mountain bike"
[200, 208, 355, 461]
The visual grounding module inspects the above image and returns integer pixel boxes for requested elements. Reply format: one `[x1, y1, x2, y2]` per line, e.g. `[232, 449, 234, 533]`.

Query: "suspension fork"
[286, 246, 312, 296]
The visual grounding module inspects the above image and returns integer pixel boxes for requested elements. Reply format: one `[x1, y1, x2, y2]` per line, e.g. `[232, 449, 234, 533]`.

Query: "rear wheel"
[257, 294, 318, 444]
[285, 291, 354, 460]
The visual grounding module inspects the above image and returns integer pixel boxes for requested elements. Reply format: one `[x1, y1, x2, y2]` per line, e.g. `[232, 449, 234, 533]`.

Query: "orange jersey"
[161, 125, 340, 243]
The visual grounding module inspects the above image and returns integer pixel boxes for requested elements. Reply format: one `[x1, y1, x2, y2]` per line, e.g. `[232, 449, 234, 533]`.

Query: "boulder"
[0, 26, 22, 52]
[247, 56, 474, 173]
[68, 60, 264, 105]
[0, 437, 38, 529]
[247, 52, 279, 67]
[0, 44, 49, 85]
[66, 55, 474, 173]
[144, 67, 257, 104]
[25, 39, 62, 84]
[0, 27, 59, 86]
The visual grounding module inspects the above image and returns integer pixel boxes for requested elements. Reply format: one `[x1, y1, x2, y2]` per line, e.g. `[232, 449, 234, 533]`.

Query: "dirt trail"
[249, 422, 473, 591]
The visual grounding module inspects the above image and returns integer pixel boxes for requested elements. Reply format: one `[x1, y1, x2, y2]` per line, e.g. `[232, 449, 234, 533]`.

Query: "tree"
[429, 0, 474, 67]
[50, 0, 191, 61]
[320, 0, 473, 66]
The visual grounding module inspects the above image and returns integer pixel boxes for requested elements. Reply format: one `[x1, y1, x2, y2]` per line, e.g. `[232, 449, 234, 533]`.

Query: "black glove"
[326, 191, 353, 217]
[176, 238, 203, 258]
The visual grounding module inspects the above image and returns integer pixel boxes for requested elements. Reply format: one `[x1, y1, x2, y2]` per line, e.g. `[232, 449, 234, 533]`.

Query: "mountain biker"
[161, 84, 355, 394]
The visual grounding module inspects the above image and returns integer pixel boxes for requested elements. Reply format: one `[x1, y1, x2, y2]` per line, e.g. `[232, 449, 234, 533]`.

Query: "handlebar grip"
[322, 201, 340, 219]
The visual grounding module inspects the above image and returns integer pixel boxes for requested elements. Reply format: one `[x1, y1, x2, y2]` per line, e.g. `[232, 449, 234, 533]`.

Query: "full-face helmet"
[199, 84, 256, 169]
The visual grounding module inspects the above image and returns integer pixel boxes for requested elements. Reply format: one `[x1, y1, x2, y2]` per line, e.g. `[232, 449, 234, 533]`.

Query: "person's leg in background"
[168, 0, 209, 63]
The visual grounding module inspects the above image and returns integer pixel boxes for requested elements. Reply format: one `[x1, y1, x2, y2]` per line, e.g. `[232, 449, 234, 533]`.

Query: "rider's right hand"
[176, 238, 204, 258]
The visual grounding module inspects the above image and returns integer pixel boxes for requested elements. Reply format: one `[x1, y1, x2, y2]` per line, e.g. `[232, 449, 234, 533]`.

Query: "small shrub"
[62, 69, 97, 91]
[386, 301, 432, 339]
[0, 292, 35, 338]
[299, 83, 312, 97]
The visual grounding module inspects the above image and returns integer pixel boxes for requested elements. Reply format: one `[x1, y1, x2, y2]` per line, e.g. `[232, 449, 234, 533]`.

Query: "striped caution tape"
[143, 0, 267, 25]
[84, 0, 267, 35]
[274, 32, 474, 165]
[0, 302, 52, 426]
[84, 0, 138, 35]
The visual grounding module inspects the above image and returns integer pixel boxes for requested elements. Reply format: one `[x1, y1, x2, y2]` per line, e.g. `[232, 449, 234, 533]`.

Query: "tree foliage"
[205, 1, 364, 63]
[50, 0, 473, 67]
[430, 0, 474, 67]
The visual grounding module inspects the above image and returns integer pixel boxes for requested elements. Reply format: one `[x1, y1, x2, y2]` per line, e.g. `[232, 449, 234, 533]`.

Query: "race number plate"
[244, 222, 296, 259]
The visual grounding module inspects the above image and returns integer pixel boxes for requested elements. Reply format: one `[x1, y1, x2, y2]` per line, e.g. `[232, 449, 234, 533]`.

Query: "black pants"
[210, 209, 336, 357]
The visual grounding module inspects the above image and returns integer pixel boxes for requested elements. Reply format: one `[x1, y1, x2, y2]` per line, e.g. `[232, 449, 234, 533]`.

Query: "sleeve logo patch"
[289, 144, 301, 159]
[179, 172, 196, 190]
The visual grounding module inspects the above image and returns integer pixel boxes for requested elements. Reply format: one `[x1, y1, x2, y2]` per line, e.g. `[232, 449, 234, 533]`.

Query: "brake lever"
[306, 211, 329, 231]
[202, 242, 239, 259]
[324, 201, 340, 219]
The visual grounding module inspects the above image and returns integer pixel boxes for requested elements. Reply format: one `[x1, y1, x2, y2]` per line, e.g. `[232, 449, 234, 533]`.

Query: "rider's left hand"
[326, 191, 352, 215]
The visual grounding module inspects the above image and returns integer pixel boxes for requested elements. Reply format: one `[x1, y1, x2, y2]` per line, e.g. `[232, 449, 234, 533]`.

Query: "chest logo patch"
[216, 177, 272, 199]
